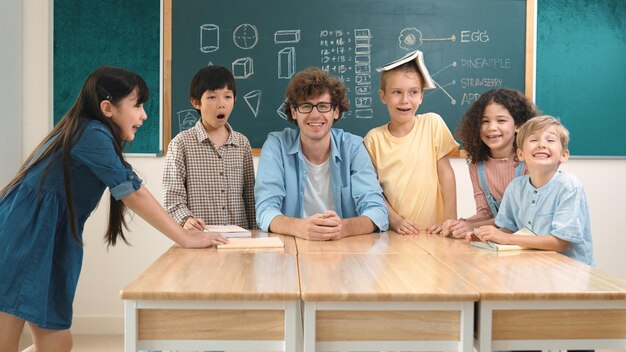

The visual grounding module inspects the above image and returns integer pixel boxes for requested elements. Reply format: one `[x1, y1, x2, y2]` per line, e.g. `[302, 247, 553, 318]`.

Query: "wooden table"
[121, 230, 626, 352]
[406, 234, 626, 351]
[295, 230, 428, 255]
[298, 232, 479, 352]
[120, 233, 300, 352]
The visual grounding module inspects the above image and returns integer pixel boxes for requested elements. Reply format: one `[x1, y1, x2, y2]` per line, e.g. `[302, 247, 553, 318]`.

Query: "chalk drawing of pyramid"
[276, 101, 288, 120]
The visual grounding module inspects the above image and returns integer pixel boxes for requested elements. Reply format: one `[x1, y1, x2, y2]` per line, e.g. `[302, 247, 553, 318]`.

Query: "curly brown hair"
[283, 67, 349, 123]
[457, 88, 539, 163]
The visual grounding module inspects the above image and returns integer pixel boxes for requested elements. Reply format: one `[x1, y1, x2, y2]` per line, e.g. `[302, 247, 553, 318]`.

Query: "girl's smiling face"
[105, 89, 147, 141]
[480, 102, 518, 158]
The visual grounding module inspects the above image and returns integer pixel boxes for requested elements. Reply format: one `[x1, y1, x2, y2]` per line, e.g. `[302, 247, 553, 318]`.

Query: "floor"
[17, 334, 626, 352]
[19, 334, 122, 351]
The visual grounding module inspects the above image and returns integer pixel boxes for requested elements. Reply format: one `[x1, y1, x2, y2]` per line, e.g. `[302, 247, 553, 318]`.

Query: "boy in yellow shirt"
[364, 50, 458, 234]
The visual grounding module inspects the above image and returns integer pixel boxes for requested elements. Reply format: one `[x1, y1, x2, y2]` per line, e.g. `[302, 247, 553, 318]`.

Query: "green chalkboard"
[54, 0, 161, 155]
[169, 0, 530, 148]
[536, 0, 626, 157]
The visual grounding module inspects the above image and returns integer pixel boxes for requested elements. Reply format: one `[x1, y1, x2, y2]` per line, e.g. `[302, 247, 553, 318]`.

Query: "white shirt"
[302, 156, 335, 217]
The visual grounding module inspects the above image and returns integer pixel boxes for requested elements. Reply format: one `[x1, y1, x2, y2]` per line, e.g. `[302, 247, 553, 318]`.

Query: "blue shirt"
[254, 127, 388, 232]
[496, 171, 594, 265]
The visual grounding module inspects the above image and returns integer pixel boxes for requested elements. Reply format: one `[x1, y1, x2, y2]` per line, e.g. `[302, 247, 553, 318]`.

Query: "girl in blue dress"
[0, 66, 229, 351]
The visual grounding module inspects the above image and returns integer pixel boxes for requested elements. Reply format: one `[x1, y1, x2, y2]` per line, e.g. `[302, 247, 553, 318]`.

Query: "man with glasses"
[254, 67, 388, 240]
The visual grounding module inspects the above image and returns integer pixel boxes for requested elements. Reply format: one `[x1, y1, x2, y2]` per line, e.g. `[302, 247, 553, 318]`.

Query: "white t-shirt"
[302, 156, 335, 217]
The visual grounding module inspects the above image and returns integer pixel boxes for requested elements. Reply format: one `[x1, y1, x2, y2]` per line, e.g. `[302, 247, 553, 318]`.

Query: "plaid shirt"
[162, 121, 256, 229]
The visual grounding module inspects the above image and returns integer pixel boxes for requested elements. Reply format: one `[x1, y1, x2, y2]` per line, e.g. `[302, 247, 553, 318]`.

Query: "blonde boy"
[364, 50, 458, 234]
[473, 115, 594, 265]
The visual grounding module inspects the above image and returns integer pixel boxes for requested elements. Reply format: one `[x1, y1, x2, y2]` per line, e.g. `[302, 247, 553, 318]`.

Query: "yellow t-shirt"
[364, 113, 458, 228]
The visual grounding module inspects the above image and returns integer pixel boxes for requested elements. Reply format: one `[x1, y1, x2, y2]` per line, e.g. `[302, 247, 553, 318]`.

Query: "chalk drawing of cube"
[278, 47, 296, 79]
[232, 57, 253, 79]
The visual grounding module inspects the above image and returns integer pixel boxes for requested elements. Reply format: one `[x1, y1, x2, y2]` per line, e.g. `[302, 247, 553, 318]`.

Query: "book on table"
[204, 225, 251, 238]
[471, 227, 537, 252]
[217, 236, 284, 249]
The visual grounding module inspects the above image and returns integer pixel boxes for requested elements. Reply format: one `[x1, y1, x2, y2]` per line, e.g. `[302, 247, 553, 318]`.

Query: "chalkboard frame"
[162, 0, 536, 156]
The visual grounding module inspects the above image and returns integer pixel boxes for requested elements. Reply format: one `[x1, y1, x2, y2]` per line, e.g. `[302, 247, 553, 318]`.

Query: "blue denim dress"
[0, 120, 142, 329]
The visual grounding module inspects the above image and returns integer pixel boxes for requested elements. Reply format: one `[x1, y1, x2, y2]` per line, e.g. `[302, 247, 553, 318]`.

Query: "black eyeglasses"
[293, 102, 336, 113]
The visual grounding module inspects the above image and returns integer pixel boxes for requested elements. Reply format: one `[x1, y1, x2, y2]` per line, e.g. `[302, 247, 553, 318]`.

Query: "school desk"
[294, 230, 427, 255]
[119, 233, 300, 352]
[297, 240, 480, 352]
[405, 233, 626, 352]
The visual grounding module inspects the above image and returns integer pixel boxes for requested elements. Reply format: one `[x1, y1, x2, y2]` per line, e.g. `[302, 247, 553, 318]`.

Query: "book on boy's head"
[471, 227, 537, 252]
[204, 225, 251, 238]
[375, 49, 436, 90]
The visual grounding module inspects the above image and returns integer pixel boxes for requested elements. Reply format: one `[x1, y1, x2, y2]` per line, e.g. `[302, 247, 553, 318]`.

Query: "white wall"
[1, 0, 22, 185]
[21, 0, 626, 334]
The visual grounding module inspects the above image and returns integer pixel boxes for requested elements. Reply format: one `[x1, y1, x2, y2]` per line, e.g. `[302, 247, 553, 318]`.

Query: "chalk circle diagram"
[177, 109, 200, 131]
[233, 24, 259, 49]
[243, 90, 262, 117]
[399, 28, 423, 51]
[200, 24, 219, 53]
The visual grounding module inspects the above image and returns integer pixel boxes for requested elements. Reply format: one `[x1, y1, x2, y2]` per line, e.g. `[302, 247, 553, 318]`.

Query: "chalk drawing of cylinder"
[278, 47, 296, 79]
[200, 24, 219, 53]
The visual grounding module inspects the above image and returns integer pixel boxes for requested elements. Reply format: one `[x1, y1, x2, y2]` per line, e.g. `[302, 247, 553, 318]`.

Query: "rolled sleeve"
[257, 207, 282, 232]
[242, 139, 257, 229]
[109, 170, 143, 200]
[71, 121, 142, 200]
[362, 206, 389, 232]
[254, 134, 288, 231]
[161, 136, 193, 224]
[550, 188, 584, 243]
[348, 139, 389, 231]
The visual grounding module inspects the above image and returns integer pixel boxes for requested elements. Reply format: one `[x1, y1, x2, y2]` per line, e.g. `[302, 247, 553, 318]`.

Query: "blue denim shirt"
[255, 127, 388, 232]
[496, 171, 594, 265]
[0, 119, 142, 330]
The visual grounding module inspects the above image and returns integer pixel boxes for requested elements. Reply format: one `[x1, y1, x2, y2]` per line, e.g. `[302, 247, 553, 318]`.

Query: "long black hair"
[0, 66, 149, 246]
